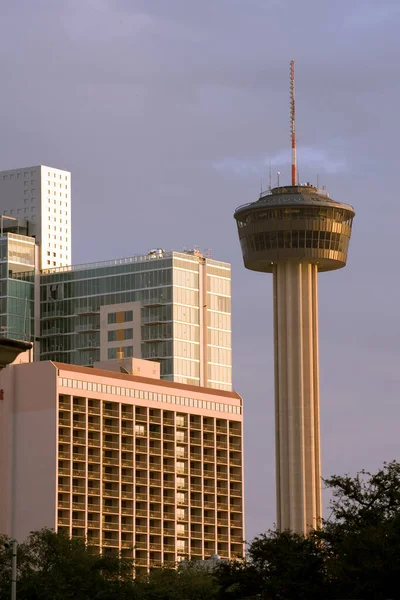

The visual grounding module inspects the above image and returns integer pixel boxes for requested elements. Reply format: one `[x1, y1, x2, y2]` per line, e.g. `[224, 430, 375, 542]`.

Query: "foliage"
[135, 562, 219, 599]
[319, 460, 400, 599]
[0, 529, 137, 599]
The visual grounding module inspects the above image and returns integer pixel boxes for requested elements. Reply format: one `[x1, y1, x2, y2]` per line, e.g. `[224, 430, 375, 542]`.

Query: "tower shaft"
[273, 261, 322, 533]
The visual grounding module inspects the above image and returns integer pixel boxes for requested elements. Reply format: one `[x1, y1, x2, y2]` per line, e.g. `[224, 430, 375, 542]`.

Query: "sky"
[1, 0, 399, 541]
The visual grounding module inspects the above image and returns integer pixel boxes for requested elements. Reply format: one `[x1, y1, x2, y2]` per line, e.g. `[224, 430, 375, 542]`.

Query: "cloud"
[213, 143, 348, 178]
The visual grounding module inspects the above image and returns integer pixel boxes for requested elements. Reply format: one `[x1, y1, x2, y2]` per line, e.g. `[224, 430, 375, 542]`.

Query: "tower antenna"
[290, 60, 297, 186]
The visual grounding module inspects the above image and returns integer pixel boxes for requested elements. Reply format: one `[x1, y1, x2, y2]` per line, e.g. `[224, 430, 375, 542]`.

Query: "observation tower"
[234, 62, 355, 533]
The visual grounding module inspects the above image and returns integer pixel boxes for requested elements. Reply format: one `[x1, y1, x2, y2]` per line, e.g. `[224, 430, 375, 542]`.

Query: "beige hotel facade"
[0, 357, 244, 571]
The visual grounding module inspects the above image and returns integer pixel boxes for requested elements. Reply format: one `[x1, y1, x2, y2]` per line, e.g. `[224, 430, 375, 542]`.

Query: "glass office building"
[40, 250, 232, 391]
[0, 233, 36, 342]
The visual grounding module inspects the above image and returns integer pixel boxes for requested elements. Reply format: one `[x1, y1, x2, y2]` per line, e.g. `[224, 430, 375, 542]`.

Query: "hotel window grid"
[56, 392, 244, 571]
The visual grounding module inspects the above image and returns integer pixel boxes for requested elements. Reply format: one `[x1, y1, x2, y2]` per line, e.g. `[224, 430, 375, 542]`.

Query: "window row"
[108, 310, 133, 325]
[108, 346, 134, 359]
[57, 383, 242, 414]
[244, 230, 350, 254]
[237, 206, 354, 227]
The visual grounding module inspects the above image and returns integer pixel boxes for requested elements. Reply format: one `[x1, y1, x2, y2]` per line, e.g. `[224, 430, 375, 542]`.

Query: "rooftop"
[53, 361, 242, 402]
[234, 185, 355, 218]
[41, 249, 229, 275]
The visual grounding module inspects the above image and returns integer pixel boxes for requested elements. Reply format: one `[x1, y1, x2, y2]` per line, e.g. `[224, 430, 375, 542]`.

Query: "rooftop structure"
[0, 358, 244, 572]
[234, 62, 355, 533]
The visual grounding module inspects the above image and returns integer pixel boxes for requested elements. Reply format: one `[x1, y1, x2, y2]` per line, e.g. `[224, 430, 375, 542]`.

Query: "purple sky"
[1, 0, 399, 540]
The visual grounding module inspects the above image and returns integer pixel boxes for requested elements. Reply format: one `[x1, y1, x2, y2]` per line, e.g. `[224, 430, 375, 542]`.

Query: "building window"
[124, 310, 133, 322]
[108, 313, 117, 325]
[108, 348, 117, 359]
[108, 330, 117, 342]
[124, 328, 133, 340]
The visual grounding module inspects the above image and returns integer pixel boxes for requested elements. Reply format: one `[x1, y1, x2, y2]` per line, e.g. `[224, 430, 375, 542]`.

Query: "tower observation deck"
[234, 183, 355, 532]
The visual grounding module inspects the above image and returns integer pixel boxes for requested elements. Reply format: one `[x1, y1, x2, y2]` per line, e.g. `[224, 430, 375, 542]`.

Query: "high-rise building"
[40, 250, 232, 391]
[0, 358, 244, 570]
[0, 229, 37, 343]
[233, 62, 355, 533]
[0, 165, 71, 269]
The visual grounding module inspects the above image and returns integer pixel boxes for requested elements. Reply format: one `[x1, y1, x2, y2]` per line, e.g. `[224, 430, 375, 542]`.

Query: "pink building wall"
[0, 362, 58, 540]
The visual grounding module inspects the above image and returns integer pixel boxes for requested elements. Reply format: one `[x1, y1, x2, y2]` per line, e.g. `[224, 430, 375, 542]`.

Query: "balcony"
[104, 424, 120, 434]
[72, 436, 86, 446]
[75, 306, 99, 316]
[102, 539, 119, 547]
[231, 535, 244, 543]
[150, 526, 161, 534]
[122, 507, 134, 516]
[103, 456, 119, 466]
[121, 490, 134, 499]
[163, 464, 175, 473]
[103, 440, 119, 449]
[103, 522, 119, 530]
[103, 407, 119, 418]
[192, 520, 205, 532]
[103, 473, 119, 482]
[103, 506, 119, 514]
[88, 455, 100, 464]
[103, 489, 119, 498]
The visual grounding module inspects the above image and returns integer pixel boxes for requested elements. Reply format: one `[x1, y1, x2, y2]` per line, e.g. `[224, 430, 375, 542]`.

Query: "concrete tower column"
[273, 261, 322, 533]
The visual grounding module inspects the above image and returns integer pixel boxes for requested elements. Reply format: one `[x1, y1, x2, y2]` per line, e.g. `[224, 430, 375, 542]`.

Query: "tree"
[0, 529, 137, 600]
[135, 562, 219, 600]
[319, 461, 400, 599]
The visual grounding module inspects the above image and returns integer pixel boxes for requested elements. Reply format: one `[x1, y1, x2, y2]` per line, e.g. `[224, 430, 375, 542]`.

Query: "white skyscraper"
[0, 165, 71, 268]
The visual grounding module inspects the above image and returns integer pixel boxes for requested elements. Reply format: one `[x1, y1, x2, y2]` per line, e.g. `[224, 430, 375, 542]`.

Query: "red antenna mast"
[290, 60, 297, 186]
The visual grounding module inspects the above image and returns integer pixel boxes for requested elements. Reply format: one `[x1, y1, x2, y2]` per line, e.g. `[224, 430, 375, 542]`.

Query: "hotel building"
[0, 358, 244, 571]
